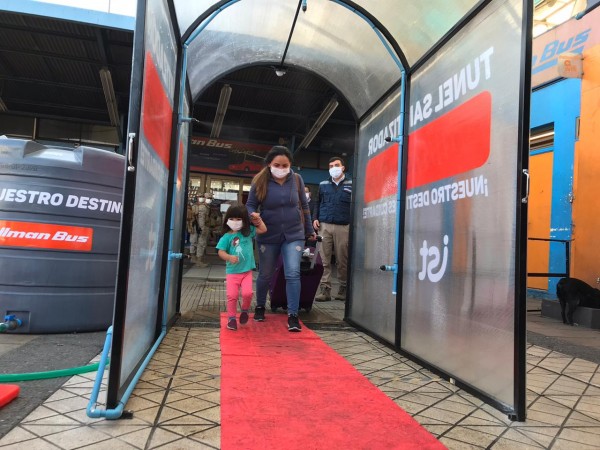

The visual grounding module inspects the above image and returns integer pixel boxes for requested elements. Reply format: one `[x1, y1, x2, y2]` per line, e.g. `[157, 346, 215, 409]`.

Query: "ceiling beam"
[0, 46, 131, 70]
[192, 119, 353, 145]
[219, 123, 352, 141]
[0, 22, 99, 41]
[7, 98, 109, 116]
[0, 21, 132, 46]
[197, 101, 305, 120]
[196, 101, 354, 126]
[219, 78, 326, 97]
[1, 75, 125, 95]
[95, 29, 111, 66]
[4, 108, 113, 126]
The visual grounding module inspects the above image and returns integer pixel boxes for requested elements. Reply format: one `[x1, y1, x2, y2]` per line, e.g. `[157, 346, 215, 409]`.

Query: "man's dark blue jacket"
[314, 176, 352, 225]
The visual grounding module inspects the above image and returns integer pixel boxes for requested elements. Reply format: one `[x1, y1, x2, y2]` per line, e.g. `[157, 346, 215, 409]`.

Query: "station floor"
[1, 255, 599, 449]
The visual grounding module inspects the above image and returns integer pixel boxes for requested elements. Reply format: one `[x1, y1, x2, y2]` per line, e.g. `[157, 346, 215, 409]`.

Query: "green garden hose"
[0, 360, 109, 382]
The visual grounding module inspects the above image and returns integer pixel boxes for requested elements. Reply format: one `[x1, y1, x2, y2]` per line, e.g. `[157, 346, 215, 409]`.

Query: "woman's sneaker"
[227, 317, 237, 331]
[239, 311, 249, 324]
[287, 314, 301, 332]
[254, 306, 266, 321]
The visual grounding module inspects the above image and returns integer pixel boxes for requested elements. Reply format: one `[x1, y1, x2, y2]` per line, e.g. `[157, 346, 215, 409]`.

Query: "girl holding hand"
[216, 204, 267, 331]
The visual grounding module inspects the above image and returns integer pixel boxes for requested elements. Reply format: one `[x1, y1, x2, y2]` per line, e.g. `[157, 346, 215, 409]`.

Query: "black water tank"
[0, 137, 124, 333]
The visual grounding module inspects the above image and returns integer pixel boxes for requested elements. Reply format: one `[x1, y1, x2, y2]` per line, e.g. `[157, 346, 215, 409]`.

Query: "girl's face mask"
[227, 218, 243, 231]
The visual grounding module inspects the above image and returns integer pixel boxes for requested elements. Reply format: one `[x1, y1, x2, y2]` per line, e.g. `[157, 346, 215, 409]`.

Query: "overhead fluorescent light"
[298, 97, 339, 150]
[0, 97, 7, 112]
[211, 84, 232, 139]
[99, 67, 120, 127]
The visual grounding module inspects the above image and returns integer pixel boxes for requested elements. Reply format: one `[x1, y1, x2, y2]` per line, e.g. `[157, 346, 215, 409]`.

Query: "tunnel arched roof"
[174, 0, 480, 117]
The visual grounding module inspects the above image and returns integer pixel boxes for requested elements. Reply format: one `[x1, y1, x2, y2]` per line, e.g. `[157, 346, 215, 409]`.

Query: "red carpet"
[220, 314, 445, 449]
[0, 384, 19, 408]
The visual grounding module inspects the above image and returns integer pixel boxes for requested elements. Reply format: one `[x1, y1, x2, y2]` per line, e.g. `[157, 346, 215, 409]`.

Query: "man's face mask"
[329, 166, 343, 178]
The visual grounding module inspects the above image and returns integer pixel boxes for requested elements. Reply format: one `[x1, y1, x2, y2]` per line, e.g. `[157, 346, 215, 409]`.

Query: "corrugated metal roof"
[0, 10, 133, 124]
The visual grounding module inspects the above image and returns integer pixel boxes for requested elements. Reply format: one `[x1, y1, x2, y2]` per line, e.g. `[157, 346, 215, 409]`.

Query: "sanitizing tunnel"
[96, 0, 532, 422]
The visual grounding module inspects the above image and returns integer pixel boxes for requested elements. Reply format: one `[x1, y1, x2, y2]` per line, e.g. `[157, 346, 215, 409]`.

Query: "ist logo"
[418, 235, 449, 283]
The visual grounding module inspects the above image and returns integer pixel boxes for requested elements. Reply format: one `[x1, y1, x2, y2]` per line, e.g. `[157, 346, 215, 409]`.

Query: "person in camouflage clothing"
[188, 195, 202, 258]
[195, 192, 211, 267]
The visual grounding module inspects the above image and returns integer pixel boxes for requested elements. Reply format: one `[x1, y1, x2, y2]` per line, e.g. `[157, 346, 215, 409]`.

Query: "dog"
[556, 277, 600, 326]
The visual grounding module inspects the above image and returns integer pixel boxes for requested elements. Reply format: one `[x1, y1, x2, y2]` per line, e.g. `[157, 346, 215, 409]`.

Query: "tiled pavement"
[1, 261, 600, 449]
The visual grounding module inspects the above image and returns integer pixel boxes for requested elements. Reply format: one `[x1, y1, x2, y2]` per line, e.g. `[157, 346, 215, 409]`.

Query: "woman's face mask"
[305, 193, 311, 201]
[205, 199, 212, 204]
[227, 219, 243, 231]
[270, 166, 290, 179]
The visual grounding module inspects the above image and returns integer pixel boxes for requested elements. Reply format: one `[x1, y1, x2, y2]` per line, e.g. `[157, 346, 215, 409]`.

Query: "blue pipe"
[88, 205, 179, 419]
[86, 326, 114, 418]
[381, 69, 406, 296]
[0, 315, 23, 333]
[330, 0, 406, 295]
[386, 76, 406, 295]
[87, 325, 168, 419]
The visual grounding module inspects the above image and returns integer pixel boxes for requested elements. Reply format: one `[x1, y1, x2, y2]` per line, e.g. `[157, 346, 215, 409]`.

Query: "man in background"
[313, 157, 352, 302]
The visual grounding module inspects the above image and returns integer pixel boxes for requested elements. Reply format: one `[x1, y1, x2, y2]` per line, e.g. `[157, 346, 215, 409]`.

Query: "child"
[216, 204, 267, 330]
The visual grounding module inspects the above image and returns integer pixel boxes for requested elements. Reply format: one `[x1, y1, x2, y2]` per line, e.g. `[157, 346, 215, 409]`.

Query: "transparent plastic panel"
[175, 0, 478, 67]
[186, 0, 296, 99]
[350, 89, 402, 343]
[285, 2, 401, 117]
[185, 0, 401, 115]
[352, 0, 479, 66]
[174, 0, 218, 37]
[402, 0, 523, 407]
[119, 0, 178, 387]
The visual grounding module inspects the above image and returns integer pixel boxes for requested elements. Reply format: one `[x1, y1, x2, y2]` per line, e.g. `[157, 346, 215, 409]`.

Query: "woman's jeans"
[256, 240, 303, 315]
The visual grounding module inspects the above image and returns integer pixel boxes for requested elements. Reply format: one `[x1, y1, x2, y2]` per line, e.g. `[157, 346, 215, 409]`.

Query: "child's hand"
[229, 255, 239, 264]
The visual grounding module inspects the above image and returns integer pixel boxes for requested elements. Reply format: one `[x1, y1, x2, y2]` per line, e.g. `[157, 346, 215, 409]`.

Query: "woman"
[246, 146, 315, 332]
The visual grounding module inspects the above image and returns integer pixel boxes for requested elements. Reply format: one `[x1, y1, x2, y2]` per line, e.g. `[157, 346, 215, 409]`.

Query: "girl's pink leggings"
[226, 271, 253, 318]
